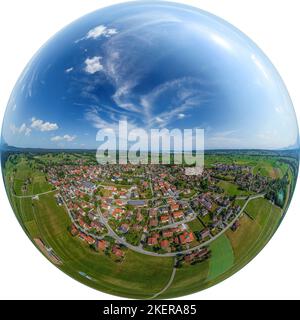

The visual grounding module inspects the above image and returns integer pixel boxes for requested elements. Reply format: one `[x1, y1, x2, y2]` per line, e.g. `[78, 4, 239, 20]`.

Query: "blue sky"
[1, 1, 299, 150]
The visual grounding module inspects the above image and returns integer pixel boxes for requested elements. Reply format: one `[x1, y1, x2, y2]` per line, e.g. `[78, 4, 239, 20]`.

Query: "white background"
[0, 0, 299, 300]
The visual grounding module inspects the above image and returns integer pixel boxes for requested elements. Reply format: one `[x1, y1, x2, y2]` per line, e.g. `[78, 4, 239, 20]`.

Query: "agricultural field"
[218, 180, 253, 196]
[207, 235, 234, 280]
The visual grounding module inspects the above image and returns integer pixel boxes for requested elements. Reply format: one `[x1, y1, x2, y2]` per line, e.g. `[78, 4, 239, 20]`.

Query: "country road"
[11, 188, 58, 199]
[149, 257, 177, 299]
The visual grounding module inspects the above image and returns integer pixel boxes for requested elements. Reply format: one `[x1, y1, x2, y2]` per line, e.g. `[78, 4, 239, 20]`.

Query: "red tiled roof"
[160, 240, 170, 248]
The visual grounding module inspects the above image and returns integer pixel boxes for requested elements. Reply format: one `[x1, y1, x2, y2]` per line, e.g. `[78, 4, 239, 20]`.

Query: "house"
[78, 232, 95, 245]
[186, 209, 194, 217]
[201, 209, 209, 217]
[159, 207, 169, 214]
[101, 203, 110, 210]
[85, 235, 96, 245]
[70, 224, 79, 236]
[170, 203, 180, 212]
[162, 230, 173, 238]
[149, 208, 157, 218]
[231, 220, 240, 232]
[184, 254, 194, 262]
[118, 223, 130, 234]
[82, 181, 96, 193]
[179, 232, 195, 244]
[173, 211, 184, 220]
[91, 221, 103, 231]
[112, 208, 124, 219]
[180, 202, 189, 210]
[200, 228, 210, 240]
[88, 212, 97, 221]
[127, 200, 146, 207]
[136, 211, 143, 222]
[112, 246, 124, 258]
[115, 199, 125, 207]
[147, 237, 158, 246]
[197, 248, 209, 258]
[160, 215, 169, 224]
[105, 186, 117, 192]
[97, 240, 107, 251]
[160, 240, 170, 249]
[149, 218, 158, 227]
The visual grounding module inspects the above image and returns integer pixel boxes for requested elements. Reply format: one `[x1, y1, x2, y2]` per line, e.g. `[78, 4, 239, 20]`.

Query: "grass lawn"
[234, 199, 247, 208]
[19, 198, 35, 223]
[187, 218, 205, 233]
[159, 260, 210, 299]
[224, 197, 282, 279]
[245, 197, 282, 225]
[252, 159, 288, 179]
[19, 193, 174, 299]
[7, 157, 52, 196]
[226, 214, 261, 260]
[218, 180, 252, 196]
[207, 234, 234, 280]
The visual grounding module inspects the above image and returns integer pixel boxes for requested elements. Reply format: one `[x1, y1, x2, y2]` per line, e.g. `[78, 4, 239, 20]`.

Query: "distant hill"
[1, 143, 299, 158]
[0, 143, 96, 153]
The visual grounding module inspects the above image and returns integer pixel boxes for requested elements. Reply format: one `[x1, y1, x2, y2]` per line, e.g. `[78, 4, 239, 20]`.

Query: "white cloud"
[65, 67, 74, 73]
[84, 57, 103, 74]
[31, 117, 59, 131]
[177, 113, 186, 119]
[10, 123, 31, 136]
[51, 134, 76, 142]
[86, 25, 118, 40]
[76, 25, 118, 43]
[12, 104, 17, 111]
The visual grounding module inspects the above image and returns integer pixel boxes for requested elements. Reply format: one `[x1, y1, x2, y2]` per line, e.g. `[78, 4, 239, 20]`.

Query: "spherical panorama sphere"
[1, 1, 299, 299]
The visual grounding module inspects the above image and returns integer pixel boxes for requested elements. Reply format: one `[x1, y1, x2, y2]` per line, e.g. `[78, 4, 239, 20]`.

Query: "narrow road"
[11, 188, 58, 199]
[152, 215, 196, 231]
[149, 258, 177, 299]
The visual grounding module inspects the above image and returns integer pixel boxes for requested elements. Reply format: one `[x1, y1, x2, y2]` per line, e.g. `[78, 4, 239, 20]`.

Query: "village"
[46, 161, 272, 265]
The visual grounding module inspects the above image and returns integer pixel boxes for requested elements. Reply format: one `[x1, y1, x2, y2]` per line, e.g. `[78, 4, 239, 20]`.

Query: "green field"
[6, 156, 53, 196]
[207, 234, 234, 280]
[234, 198, 247, 207]
[218, 180, 252, 196]
[160, 260, 210, 298]
[187, 217, 205, 233]
[225, 197, 282, 274]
